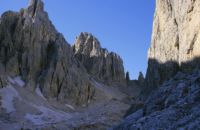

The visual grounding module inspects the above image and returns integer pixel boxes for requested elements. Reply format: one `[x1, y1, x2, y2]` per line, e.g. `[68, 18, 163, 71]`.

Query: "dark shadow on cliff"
[73, 52, 126, 85]
[124, 56, 200, 118]
[142, 56, 200, 97]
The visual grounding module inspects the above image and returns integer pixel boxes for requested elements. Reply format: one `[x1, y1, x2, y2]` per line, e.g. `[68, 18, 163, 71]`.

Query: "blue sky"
[0, 0, 155, 79]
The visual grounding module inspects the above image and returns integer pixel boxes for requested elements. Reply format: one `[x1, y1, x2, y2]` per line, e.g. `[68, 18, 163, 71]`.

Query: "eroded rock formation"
[73, 32, 125, 83]
[146, 0, 200, 88]
[0, 0, 95, 105]
[114, 0, 200, 129]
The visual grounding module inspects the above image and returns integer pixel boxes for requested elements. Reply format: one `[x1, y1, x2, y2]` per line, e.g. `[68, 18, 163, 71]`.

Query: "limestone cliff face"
[0, 0, 94, 105]
[146, 0, 200, 88]
[73, 32, 125, 83]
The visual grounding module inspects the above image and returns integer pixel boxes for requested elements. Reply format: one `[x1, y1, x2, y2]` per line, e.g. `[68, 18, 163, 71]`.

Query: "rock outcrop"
[114, 70, 200, 130]
[138, 72, 145, 86]
[73, 32, 125, 83]
[0, 0, 94, 105]
[146, 0, 200, 89]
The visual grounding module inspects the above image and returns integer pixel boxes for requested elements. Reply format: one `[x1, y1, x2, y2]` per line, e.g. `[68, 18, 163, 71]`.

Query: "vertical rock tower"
[146, 0, 200, 88]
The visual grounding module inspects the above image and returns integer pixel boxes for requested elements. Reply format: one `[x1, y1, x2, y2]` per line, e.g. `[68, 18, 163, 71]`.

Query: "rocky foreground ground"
[1, 0, 200, 130]
[0, 76, 140, 130]
[114, 70, 200, 129]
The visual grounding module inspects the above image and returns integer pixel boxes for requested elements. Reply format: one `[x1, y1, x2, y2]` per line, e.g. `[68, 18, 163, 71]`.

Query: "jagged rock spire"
[0, 0, 94, 106]
[73, 32, 102, 56]
[28, 0, 44, 9]
[73, 32, 125, 83]
[27, 0, 44, 17]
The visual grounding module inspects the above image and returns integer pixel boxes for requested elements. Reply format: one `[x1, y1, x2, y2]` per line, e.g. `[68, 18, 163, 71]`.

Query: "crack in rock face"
[0, 0, 95, 106]
[146, 0, 200, 89]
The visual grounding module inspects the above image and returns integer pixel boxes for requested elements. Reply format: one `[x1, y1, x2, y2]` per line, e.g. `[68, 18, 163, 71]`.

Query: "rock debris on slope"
[114, 70, 200, 130]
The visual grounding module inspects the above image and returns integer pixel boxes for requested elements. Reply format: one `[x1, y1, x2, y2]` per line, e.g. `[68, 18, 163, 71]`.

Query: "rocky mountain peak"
[28, 0, 44, 15]
[0, 1, 136, 129]
[73, 32, 125, 83]
[0, 0, 94, 106]
[21, 0, 48, 25]
[73, 32, 103, 57]
[138, 72, 145, 86]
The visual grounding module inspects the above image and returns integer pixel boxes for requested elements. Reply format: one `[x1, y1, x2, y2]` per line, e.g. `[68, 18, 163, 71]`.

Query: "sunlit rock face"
[73, 32, 125, 84]
[0, 0, 95, 106]
[146, 0, 200, 88]
[113, 1, 200, 129]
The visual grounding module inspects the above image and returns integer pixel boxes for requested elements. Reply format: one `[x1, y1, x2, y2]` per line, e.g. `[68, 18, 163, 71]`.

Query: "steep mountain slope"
[114, 0, 200, 129]
[114, 70, 200, 130]
[0, 0, 94, 106]
[146, 0, 200, 89]
[73, 32, 125, 84]
[0, 0, 138, 129]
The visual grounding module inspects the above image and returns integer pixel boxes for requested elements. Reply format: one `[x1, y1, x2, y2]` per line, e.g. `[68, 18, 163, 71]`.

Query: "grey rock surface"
[138, 72, 145, 87]
[0, 0, 94, 106]
[0, 0, 139, 130]
[114, 70, 200, 130]
[73, 32, 125, 84]
[146, 0, 200, 89]
[114, 1, 200, 129]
